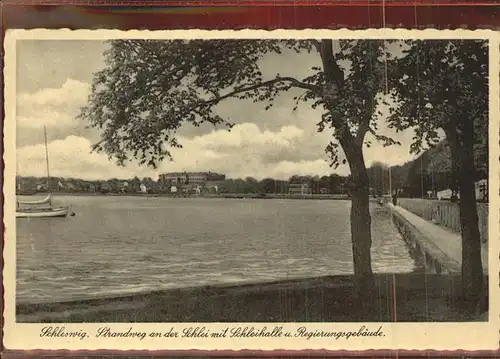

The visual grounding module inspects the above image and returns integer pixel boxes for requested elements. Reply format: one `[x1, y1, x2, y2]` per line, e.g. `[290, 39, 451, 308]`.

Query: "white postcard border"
[3, 28, 500, 351]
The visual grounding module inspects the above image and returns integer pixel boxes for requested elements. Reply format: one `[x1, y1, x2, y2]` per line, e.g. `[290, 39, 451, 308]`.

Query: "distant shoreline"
[18, 192, 353, 200]
[17, 192, 474, 204]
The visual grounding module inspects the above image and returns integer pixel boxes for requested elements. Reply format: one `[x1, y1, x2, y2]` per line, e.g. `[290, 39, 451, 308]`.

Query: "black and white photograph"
[3, 29, 499, 351]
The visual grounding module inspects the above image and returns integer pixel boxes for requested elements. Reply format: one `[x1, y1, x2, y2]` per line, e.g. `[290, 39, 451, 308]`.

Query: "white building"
[289, 183, 312, 195]
[437, 180, 487, 201]
[437, 189, 455, 200]
[475, 179, 488, 201]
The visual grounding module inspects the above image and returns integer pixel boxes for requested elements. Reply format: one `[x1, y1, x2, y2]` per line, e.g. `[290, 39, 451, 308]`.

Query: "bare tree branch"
[195, 76, 320, 109]
[356, 120, 370, 144]
[311, 39, 322, 52]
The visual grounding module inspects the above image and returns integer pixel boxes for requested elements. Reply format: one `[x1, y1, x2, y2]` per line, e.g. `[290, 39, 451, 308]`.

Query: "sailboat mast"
[44, 126, 51, 191]
[389, 166, 392, 196]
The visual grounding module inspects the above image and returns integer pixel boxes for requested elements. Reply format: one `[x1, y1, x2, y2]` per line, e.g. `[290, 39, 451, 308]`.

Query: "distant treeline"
[16, 140, 488, 197]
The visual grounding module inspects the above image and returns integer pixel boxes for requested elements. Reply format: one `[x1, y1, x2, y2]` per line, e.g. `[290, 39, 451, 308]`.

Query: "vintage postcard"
[3, 28, 500, 351]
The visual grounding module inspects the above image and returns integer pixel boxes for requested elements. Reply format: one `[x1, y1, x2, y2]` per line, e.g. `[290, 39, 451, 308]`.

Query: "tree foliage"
[388, 40, 488, 195]
[79, 38, 405, 302]
[388, 39, 488, 305]
[79, 39, 397, 170]
[387, 40, 488, 158]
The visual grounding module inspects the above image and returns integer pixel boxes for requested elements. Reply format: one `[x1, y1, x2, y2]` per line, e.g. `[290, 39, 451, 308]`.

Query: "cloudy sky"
[16, 39, 418, 181]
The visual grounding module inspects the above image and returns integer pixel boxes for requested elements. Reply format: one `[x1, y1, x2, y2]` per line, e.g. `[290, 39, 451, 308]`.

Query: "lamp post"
[420, 155, 424, 198]
[431, 160, 435, 198]
[389, 166, 392, 196]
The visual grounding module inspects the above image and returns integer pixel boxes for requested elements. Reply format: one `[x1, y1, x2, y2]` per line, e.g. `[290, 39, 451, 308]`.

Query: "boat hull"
[16, 207, 69, 218]
[17, 194, 52, 205]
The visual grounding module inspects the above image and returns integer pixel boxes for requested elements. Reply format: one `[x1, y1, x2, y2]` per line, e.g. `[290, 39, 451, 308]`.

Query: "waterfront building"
[100, 182, 112, 193]
[65, 181, 77, 192]
[86, 182, 96, 192]
[118, 181, 129, 193]
[288, 183, 312, 195]
[436, 179, 488, 202]
[475, 179, 488, 202]
[437, 189, 456, 200]
[159, 172, 226, 188]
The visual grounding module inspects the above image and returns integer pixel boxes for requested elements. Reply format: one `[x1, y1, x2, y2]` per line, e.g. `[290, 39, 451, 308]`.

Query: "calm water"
[16, 196, 417, 304]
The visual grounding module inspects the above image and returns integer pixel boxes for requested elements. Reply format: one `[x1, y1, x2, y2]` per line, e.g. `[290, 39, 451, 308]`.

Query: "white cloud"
[17, 119, 419, 181]
[14, 74, 421, 181]
[361, 94, 417, 168]
[18, 79, 90, 109]
[17, 110, 75, 129]
[16, 123, 334, 181]
[272, 159, 342, 178]
[156, 123, 343, 180]
[17, 136, 158, 181]
[191, 123, 304, 149]
[16, 79, 90, 131]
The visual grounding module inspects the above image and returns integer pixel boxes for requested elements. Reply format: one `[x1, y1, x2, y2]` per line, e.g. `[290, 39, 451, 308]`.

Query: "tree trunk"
[343, 142, 375, 303]
[318, 39, 375, 304]
[456, 121, 484, 306]
[458, 163, 484, 305]
[445, 122, 484, 306]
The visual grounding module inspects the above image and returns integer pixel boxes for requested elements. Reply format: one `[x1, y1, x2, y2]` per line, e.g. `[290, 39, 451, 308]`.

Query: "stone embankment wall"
[389, 207, 461, 274]
[397, 198, 488, 243]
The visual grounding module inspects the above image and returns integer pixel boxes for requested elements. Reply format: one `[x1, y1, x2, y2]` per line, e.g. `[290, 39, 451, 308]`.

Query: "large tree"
[79, 39, 394, 301]
[260, 177, 277, 194]
[388, 40, 488, 305]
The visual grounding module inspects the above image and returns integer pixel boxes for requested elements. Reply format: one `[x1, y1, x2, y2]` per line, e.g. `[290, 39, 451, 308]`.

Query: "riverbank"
[17, 273, 487, 323]
[24, 192, 381, 201]
[23, 192, 352, 200]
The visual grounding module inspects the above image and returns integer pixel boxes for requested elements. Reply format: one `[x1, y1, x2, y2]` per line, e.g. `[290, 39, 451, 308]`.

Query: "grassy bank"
[17, 273, 487, 323]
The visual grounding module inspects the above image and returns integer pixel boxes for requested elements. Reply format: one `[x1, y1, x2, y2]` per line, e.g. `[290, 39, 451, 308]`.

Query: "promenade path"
[388, 203, 488, 274]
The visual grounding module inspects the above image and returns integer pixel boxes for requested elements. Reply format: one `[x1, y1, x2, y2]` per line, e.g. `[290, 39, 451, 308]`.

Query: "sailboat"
[16, 127, 70, 218]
